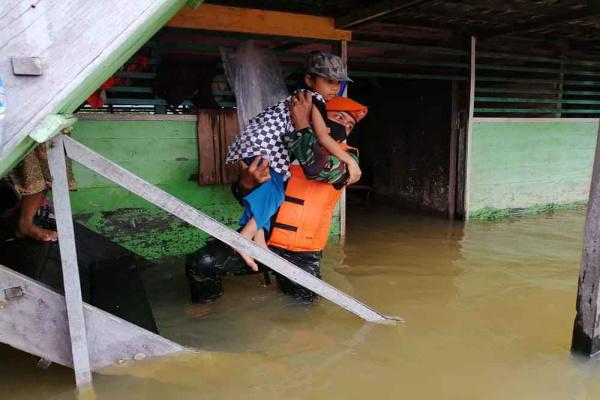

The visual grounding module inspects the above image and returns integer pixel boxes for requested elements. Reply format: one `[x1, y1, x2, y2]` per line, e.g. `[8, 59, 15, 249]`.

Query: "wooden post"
[338, 40, 348, 240]
[0, 264, 185, 371]
[47, 135, 92, 386]
[61, 135, 401, 324]
[556, 40, 568, 118]
[448, 80, 459, 220]
[572, 124, 600, 356]
[464, 36, 476, 222]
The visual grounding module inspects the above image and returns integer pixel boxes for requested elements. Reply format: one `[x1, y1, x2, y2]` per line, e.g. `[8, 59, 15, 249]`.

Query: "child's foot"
[238, 251, 259, 272]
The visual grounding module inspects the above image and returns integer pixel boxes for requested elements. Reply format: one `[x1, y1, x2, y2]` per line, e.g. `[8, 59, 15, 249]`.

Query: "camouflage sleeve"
[283, 127, 359, 188]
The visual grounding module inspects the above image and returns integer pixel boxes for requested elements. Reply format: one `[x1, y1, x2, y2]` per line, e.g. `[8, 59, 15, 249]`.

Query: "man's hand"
[290, 90, 313, 130]
[346, 158, 362, 186]
[239, 156, 271, 193]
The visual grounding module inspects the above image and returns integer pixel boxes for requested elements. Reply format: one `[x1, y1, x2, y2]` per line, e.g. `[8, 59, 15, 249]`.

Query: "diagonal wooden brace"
[47, 136, 92, 386]
[60, 135, 402, 324]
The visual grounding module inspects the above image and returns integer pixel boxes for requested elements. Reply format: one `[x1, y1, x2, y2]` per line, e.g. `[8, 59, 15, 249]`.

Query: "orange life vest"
[268, 144, 356, 252]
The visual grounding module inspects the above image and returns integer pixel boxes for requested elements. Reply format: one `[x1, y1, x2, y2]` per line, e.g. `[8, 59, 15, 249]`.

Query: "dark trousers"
[185, 238, 322, 303]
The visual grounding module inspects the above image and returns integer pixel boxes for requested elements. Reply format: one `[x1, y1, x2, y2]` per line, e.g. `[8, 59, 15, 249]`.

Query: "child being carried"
[226, 52, 360, 270]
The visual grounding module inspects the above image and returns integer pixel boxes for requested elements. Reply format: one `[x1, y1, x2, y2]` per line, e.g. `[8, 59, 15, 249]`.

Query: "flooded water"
[3, 205, 600, 399]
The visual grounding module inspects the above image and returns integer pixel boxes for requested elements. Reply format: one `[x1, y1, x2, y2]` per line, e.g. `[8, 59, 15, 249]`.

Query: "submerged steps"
[0, 222, 158, 333]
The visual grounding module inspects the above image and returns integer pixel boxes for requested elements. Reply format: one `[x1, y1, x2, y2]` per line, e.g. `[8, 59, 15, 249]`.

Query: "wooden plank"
[464, 36, 476, 222]
[448, 80, 459, 220]
[349, 71, 467, 81]
[47, 136, 92, 387]
[165, 26, 338, 44]
[485, 7, 600, 37]
[477, 51, 561, 64]
[351, 40, 468, 56]
[475, 97, 600, 105]
[218, 110, 240, 184]
[0, 0, 187, 166]
[62, 135, 400, 324]
[166, 4, 351, 41]
[572, 124, 600, 356]
[476, 64, 560, 74]
[105, 98, 167, 106]
[114, 72, 157, 79]
[197, 111, 220, 185]
[473, 117, 599, 123]
[0, 264, 185, 370]
[335, 0, 433, 29]
[352, 55, 468, 69]
[75, 113, 197, 122]
[107, 86, 154, 94]
[476, 87, 559, 95]
[474, 108, 600, 114]
[336, 40, 348, 241]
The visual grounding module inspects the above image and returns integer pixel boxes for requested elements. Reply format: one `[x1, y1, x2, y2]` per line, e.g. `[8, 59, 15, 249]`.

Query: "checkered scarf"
[226, 90, 325, 179]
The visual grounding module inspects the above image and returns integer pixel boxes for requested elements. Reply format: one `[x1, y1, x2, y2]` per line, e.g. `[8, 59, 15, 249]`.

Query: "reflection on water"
[4, 205, 600, 399]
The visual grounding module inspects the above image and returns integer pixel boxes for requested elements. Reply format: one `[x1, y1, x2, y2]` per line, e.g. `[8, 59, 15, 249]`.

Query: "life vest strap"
[272, 222, 298, 232]
[284, 195, 304, 205]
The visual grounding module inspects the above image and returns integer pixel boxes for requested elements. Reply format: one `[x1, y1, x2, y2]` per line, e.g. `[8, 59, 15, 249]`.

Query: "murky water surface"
[3, 205, 600, 399]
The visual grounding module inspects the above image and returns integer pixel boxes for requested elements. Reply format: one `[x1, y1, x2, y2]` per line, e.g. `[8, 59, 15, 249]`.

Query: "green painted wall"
[70, 118, 241, 259]
[467, 120, 599, 219]
[70, 117, 340, 259]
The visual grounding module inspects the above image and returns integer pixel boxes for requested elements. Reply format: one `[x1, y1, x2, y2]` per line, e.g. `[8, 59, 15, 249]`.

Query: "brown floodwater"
[2, 204, 600, 399]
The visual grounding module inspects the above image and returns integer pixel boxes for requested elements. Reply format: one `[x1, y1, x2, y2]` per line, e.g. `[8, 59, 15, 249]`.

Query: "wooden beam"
[167, 4, 352, 41]
[485, 7, 600, 37]
[0, 265, 186, 371]
[335, 0, 433, 29]
[448, 80, 459, 220]
[47, 136, 92, 387]
[464, 36, 476, 222]
[61, 135, 401, 325]
[0, 0, 188, 171]
[334, 40, 349, 241]
[572, 123, 600, 357]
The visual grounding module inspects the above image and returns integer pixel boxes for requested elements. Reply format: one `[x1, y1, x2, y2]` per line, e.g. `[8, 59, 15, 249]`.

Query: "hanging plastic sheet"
[221, 41, 288, 130]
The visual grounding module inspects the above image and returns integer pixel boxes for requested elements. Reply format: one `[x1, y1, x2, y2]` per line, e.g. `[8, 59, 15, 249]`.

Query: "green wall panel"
[70, 119, 242, 259]
[468, 120, 598, 219]
[69, 118, 341, 258]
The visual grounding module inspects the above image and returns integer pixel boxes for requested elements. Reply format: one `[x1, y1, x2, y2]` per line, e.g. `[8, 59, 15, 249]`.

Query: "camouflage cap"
[306, 51, 353, 82]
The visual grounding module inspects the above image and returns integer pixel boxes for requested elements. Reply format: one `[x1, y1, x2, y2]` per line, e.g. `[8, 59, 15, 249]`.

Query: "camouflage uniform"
[284, 126, 358, 187]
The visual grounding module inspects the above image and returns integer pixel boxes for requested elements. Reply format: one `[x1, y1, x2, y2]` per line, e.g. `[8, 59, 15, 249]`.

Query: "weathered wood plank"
[62, 135, 400, 324]
[47, 135, 92, 386]
[219, 110, 241, 184]
[0, 0, 187, 163]
[572, 124, 600, 356]
[448, 80, 459, 220]
[335, 0, 433, 29]
[0, 264, 186, 370]
[75, 114, 197, 122]
[197, 111, 220, 185]
[166, 4, 351, 41]
[464, 36, 476, 221]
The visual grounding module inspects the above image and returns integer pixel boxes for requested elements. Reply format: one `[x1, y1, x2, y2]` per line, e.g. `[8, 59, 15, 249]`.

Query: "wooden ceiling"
[205, 0, 600, 48]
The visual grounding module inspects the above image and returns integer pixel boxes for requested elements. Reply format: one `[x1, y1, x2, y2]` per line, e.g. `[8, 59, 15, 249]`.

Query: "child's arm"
[311, 106, 362, 185]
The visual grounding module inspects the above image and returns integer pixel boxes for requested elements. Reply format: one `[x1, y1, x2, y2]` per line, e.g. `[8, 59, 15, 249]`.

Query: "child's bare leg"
[253, 228, 268, 249]
[238, 217, 259, 271]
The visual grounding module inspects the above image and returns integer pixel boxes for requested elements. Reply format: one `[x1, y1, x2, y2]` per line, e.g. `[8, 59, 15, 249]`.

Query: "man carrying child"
[224, 52, 361, 270]
[187, 52, 368, 303]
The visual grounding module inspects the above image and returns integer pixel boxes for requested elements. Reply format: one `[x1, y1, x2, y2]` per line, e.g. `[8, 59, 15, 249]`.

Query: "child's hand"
[290, 91, 313, 130]
[346, 159, 362, 186]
